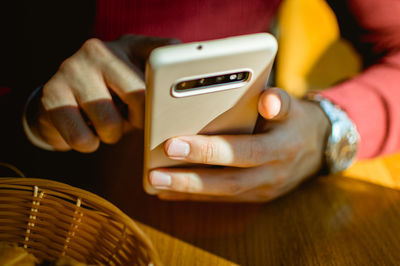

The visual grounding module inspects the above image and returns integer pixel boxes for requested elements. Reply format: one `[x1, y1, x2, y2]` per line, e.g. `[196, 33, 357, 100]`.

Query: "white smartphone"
[143, 33, 278, 194]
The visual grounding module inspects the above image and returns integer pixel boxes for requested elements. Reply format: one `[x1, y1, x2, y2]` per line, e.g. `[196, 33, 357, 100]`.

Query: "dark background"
[0, 1, 98, 190]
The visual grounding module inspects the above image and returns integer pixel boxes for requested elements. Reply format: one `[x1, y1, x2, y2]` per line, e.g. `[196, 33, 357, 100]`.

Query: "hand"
[31, 35, 178, 152]
[149, 88, 330, 202]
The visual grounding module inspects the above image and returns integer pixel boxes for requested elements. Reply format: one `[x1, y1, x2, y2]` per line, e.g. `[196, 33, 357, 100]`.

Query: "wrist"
[304, 92, 360, 173]
[300, 99, 331, 165]
[305, 100, 331, 141]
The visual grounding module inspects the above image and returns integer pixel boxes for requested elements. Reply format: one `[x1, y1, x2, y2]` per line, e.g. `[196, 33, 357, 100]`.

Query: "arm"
[322, 0, 400, 158]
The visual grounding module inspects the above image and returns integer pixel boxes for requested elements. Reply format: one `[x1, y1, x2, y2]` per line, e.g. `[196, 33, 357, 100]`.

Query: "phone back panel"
[144, 33, 277, 194]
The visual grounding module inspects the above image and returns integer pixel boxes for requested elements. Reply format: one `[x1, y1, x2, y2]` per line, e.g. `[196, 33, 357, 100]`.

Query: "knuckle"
[41, 80, 65, 107]
[82, 38, 106, 54]
[103, 57, 122, 72]
[200, 140, 218, 164]
[284, 140, 303, 160]
[59, 57, 81, 76]
[247, 138, 266, 165]
[173, 174, 193, 192]
[41, 82, 55, 99]
[81, 38, 109, 60]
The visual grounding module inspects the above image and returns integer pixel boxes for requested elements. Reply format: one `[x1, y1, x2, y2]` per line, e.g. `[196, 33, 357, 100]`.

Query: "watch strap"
[305, 92, 360, 173]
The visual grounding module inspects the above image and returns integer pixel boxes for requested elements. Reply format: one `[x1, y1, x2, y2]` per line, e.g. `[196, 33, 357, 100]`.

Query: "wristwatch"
[305, 92, 360, 173]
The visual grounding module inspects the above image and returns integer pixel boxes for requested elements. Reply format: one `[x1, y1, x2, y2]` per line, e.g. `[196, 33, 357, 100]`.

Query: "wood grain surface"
[7, 131, 400, 265]
[96, 132, 400, 265]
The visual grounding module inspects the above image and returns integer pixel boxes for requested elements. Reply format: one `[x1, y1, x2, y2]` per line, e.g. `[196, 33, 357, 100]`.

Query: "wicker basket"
[0, 178, 161, 265]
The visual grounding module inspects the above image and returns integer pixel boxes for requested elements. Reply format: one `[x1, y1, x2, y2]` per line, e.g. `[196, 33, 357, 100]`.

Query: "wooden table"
[10, 131, 400, 265]
[139, 176, 400, 265]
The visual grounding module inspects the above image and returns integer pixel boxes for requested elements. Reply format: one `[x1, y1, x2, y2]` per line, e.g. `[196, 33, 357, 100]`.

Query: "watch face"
[305, 94, 360, 173]
[329, 122, 359, 173]
[337, 137, 357, 168]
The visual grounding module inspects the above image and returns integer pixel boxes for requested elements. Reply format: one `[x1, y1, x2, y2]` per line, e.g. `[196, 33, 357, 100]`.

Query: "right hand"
[34, 35, 179, 152]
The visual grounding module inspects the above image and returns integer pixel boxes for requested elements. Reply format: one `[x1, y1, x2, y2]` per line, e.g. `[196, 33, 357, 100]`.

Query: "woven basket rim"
[0, 177, 162, 265]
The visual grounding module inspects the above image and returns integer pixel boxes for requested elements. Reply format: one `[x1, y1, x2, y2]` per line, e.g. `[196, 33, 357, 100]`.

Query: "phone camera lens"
[216, 76, 225, 83]
[178, 82, 187, 89]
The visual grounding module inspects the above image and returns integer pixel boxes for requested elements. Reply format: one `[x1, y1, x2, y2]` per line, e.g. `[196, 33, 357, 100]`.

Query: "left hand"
[148, 88, 330, 202]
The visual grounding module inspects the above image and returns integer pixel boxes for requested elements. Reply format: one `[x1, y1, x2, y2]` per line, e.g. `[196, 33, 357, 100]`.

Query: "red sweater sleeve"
[320, 0, 400, 159]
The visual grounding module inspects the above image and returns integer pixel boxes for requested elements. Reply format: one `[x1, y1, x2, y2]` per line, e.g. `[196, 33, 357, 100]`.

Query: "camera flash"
[199, 78, 205, 84]
[230, 74, 237, 80]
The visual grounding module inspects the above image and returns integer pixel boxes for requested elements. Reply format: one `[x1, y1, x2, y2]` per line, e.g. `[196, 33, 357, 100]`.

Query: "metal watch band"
[305, 92, 360, 173]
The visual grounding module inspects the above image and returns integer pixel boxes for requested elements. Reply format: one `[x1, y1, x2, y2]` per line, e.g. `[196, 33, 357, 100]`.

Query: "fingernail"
[167, 139, 190, 158]
[266, 94, 281, 118]
[150, 171, 171, 187]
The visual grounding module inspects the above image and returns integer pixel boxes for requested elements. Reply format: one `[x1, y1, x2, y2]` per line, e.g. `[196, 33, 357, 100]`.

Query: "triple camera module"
[174, 71, 250, 92]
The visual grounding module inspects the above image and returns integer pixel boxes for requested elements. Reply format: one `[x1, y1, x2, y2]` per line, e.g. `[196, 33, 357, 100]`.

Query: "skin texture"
[32, 36, 330, 202]
[37, 36, 178, 152]
[152, 88, 330, 202]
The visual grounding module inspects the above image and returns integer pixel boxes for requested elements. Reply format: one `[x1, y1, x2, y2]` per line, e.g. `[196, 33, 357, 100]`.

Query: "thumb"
[258, 87, 291, 121]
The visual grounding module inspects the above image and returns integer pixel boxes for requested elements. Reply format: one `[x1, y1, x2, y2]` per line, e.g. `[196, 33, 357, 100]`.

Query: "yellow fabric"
[277, 0, 400, 189]
[342, 153, 400, 189]
[276, 0, 361, 97]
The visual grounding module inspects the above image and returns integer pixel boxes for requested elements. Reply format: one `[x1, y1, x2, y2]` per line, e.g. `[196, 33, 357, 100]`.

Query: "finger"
[37, 112, 71, 151]
[148, 166, 275, 196]
[74, 76, 125, 144]
[105, 36, 179, 129]
[70, 38, 144, 129]
[81, 100, 124, 144]
[101, 53, 146, 129]
[258, 87, 291, 121]
[157, 170, 301, 203]
[41, 76, 78, 111]
[56, 42, 125, 144]
[36, 101, 71, 151]
[41, 78, 100, 152]
[57, 59, 124, 144]
[47, 105, 100, 153]
[164, 134, 283, 167]
[119, 89, 145, 129]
